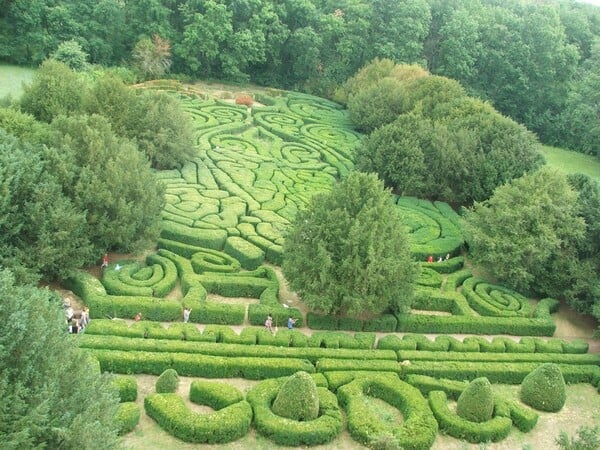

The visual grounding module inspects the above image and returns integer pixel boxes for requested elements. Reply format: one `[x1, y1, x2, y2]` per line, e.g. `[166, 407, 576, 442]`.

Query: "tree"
[464, 168, 586, 297]
[19, 60, 86, 123]
[132, 34, 172, 80]
[0, 130, 93, 283]
[48, 114, 165, 253]
[0, 268, 120, 448]
[50, 39, 90, 71]
[282, 171, 420, 316]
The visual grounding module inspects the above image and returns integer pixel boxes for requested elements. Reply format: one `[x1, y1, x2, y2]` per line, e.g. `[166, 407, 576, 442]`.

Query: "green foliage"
[132, 35, 172, 80]
[247, 378, 343, 446]
[556, 425, 600, 450]
[283, 172, 420, 316]
[272, 371, 319, 421]
[112, 375, 138, 402]
[456, 377, 494, 423]
[464, 168, 586, 298]
[520, 363, 567, 412]
[51, 40, 90, 71]
[156, 368, 180, 393]
[116, 402, 140, 435]
[20, 60, 86, 122]
[0, 269, 120, 449]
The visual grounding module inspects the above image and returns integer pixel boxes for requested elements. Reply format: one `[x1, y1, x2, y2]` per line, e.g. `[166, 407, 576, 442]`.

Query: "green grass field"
[541, 145, 600, 181]
[0, 64, 35, 99]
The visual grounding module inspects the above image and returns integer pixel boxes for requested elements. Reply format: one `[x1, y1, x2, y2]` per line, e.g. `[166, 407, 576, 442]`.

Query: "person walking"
[287, 316, 296, 330]
[183, 308, 191, 323]
[265, 314, 273, 334]
[101, 253, 109, 269]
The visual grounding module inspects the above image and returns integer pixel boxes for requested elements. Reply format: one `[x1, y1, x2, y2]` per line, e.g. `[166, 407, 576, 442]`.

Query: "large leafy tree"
[48, 114, 165, 253]
[464, 168, 586, 298]
[0, 130, 93, 283]
[0, 268, 120, 448]
[282, 172, 420, 316]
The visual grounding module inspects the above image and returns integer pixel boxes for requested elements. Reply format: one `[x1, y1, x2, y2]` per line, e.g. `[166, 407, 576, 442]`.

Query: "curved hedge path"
[63, 85, 599, 449]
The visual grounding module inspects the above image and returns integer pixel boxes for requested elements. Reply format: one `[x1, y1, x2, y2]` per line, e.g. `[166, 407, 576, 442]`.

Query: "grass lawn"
[541, 145, 600, 181]
[0, 64, 35, 99]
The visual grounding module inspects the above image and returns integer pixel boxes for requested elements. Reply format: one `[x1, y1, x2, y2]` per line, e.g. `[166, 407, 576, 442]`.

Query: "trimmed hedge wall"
[89, 349, 315, 379]
[429, 391, 512, 443]
[112, 375, 138, 402]
[79, 334, 397, 364]
[337, 374, 438, 450]
[247, 377, 343, 446]
[144, 392, 252, 443]
[116, 402, 141, 435]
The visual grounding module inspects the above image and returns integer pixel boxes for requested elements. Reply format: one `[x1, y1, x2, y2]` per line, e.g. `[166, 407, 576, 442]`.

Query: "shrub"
[272, 371, 319, 421]
[456, 377, 494, 423]
[520, 363, 566, 412]
[156, 368, 179, 393]
[116, 402, 140, 435]
[247, 378, 343, 446]
[235, 94, 253, 107]
[112, 375, 138, 402]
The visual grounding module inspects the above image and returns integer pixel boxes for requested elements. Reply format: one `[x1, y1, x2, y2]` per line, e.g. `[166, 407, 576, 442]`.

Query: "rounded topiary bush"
[520, 363, 566, 412]
[272, 371, 319, 421]
[457, 377, 494, 423]
[156, 368, 179, 393]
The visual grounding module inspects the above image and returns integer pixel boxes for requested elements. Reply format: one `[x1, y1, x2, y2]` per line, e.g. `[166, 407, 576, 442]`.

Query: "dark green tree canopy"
[464, 168, 586, 298]
[0, 269, 121, 448]
[282, 171, 420, 316]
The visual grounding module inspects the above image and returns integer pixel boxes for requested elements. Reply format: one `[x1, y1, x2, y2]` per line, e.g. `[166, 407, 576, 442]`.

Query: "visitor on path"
[68, 320, 80, 334]
[80, 307, 90, 328]
[183, 308, 191, 323]
[427, 255, 433, 263]
[445, 253, 450, 261]
[287, 317, 296, 330]
[101, 253, 109, 269]
[437, 256, 443, 263]
[65, 304, 74, 323]
[134, 312, 142, 322]
[265, 314, 273, 334]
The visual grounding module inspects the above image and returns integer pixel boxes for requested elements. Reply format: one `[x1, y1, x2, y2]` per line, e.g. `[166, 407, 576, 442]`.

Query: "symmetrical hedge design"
[337, 374, 438, 450]
[144, 381, 252, 444]
[247, 376, 343, 446]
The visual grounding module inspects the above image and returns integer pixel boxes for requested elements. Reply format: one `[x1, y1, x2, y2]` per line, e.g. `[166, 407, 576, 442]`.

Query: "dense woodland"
[2, 0, 600, 156]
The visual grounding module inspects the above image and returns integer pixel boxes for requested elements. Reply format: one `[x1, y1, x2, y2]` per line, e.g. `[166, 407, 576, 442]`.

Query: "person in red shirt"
[101, 253, 109, 269]
[135, 312, 142, 321]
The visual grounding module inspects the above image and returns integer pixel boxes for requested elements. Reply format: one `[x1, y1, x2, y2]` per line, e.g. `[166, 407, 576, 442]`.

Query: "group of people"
[65, 301, 90, 334]
[427, 253, 451, 263]
[264, 314, 297, 334]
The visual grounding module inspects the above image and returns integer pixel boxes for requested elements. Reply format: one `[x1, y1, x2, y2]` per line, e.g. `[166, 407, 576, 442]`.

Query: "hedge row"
[247, 378, 343, 446]
[462, 277, 531, 317]
[90, 349, 315, 379]
[337, 374, 438, 450]
[112, 375, 138, 402]
[429, 391, 512, 443]
[116, 402, 141, 436]
[144, 391, 252, 443]
[378, 334, 590, 354]
[79, 334, 397, 364]
[402, 361, 600, 385]
[397, 350, 600, 366]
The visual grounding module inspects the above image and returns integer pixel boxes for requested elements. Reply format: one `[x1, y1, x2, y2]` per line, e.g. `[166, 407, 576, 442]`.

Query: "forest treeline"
[1, 0, 600, 157]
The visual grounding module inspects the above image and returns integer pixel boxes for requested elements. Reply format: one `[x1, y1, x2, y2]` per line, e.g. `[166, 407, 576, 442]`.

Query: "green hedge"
[112, 375, 138, 402]
[337, 374, 438, 450]
[160, 220, 227, 250]
[316, 358, 402, 374]
[223, 236, 264, 269]
[144, 392, 252, 443]
[402, 361, 600, 385]
[428, 391, 512, 443]
[116, 402, 140, 435]
[90, 349, 315, 379]
[79, 334, 397, 364]
[397, 350, 600, 366]
[189, 380, 244, 410]
[246, 378, 343, 446]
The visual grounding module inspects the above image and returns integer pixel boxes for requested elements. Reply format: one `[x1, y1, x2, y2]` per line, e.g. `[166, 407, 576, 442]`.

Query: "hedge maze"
[65, 86, 599, 448]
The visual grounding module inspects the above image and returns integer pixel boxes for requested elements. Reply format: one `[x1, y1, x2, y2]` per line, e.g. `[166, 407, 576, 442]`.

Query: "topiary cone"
[520, 363, 566, 412]
[272, 371, 319, 421]
[456, 377, 494, 423]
